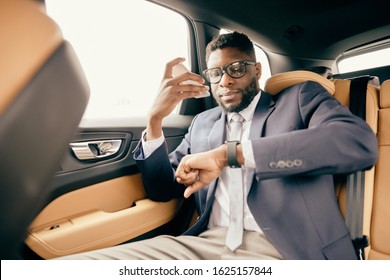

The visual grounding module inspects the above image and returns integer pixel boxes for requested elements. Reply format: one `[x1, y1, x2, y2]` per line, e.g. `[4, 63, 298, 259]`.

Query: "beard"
[217, 78, 259, 113]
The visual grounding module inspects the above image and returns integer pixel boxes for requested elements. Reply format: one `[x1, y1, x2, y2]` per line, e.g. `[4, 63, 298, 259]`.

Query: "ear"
[255, 62, 262, 80]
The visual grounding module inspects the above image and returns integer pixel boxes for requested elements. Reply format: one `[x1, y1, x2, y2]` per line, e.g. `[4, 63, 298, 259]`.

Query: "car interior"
[0, 0, 90, 259]
[1, 0, 389, 260]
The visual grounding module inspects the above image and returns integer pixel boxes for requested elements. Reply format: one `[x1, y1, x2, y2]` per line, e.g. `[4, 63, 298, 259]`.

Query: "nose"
[218, 70, 233, 87]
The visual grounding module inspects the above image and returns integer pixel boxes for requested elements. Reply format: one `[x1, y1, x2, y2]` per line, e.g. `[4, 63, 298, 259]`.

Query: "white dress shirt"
[141, 92, 262, 234]
[207, 92, 262, 233]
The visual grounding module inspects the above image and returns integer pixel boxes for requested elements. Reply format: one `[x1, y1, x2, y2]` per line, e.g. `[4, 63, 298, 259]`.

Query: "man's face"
[206, 47, 261, 113]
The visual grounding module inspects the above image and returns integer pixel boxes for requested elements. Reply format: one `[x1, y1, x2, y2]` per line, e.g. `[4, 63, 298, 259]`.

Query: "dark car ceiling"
[150, 0, 390, 60]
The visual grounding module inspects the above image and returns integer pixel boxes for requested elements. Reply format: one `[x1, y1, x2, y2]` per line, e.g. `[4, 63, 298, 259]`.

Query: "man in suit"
[62, 32, 378, 259]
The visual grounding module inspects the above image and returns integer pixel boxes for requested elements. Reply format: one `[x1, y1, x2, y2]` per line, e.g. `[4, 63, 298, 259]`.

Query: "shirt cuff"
[141, 129, 165, 158]
[241, 140, 255, 168]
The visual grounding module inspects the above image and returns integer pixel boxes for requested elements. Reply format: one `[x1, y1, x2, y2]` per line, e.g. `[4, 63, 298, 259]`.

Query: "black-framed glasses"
[202, 60, 256, 84]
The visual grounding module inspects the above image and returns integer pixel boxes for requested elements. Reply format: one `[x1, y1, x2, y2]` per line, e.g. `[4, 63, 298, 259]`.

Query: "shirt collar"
[227, 91, 261, 123]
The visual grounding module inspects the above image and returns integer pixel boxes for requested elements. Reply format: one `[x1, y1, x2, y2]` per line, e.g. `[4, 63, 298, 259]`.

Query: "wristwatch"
[226, 140, 241, 168]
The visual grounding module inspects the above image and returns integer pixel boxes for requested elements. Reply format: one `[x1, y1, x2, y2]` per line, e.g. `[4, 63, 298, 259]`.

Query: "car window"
[46, 0, 189, 120]
[337, 47, 390, 73]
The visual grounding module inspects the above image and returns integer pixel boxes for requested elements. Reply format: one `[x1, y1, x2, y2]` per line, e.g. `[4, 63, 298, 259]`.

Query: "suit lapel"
[249, 91, 276, 139]
[208, 112, 226, 150]
[207, 91, 275, 147]
[204, 112, 226, 205]
[246, 92, 276, 197]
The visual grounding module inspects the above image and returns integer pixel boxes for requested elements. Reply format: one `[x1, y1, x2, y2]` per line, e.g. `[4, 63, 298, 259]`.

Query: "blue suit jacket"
[134, 81, 378, 259]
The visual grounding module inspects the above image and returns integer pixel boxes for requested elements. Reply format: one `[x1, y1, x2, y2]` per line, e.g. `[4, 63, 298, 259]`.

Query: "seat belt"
[346, 75, 371, 260]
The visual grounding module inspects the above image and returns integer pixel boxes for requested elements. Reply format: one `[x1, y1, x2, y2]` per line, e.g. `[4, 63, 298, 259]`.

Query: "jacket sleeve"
[133, 115, 199, 201]
[252, 81, 378, 179]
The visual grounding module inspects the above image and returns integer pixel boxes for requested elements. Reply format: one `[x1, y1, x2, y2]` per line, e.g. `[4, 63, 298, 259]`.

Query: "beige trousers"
[57, 227, 283, 260]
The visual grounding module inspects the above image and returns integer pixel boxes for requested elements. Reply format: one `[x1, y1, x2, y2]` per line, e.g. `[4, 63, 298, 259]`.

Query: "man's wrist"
[146, 115, 163, 141]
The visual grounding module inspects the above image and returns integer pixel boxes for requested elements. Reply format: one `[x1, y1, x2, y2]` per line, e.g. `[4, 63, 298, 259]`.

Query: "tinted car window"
[338, 47, 390, 73]
[46, 0, 189, 120]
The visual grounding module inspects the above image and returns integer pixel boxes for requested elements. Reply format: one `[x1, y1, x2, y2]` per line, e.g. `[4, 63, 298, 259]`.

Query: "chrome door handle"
[70, 139, 122, 160]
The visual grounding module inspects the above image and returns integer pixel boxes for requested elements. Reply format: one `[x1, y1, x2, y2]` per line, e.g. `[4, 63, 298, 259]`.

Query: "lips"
[218, 90, 240, 101]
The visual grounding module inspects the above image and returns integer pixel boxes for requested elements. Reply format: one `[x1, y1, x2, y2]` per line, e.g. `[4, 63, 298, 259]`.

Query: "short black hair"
[205, 31, 256, 62]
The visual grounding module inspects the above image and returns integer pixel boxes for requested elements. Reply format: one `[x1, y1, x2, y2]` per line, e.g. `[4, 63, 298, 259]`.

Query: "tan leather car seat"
[367, 80, 390, 259]
[331, 78, 379, 258]
[0, 0, 89, 259]
[264, 70, 336, 96]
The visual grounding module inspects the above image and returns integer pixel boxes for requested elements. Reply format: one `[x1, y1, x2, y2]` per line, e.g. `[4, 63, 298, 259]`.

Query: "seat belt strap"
[346, 75, 371, 260]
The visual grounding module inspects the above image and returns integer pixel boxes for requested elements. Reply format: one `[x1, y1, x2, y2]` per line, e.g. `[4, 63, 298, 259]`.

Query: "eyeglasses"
[202, 60, 256, 84]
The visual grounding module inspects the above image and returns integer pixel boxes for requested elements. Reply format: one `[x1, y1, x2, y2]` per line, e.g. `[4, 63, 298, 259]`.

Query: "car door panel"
[24, 116, 193, 259]
[25, 174, 182, 259]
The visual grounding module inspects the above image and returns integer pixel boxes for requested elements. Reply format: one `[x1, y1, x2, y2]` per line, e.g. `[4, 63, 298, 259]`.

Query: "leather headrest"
[380, 80, 390, 109]
[0, 0, 62, 114]
[264, 70, 335, 95]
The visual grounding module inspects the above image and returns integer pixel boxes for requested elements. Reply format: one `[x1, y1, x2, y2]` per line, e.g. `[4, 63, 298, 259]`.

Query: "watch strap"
[226, 140, 241, 168]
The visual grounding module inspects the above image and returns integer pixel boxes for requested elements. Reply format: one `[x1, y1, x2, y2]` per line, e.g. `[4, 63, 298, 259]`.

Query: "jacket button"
[269, 161, 278, 169]
[294, 159, 303, 166]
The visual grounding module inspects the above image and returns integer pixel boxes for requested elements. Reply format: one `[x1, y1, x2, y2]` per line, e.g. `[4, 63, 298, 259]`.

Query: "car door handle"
[70, 139, 122, 160]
